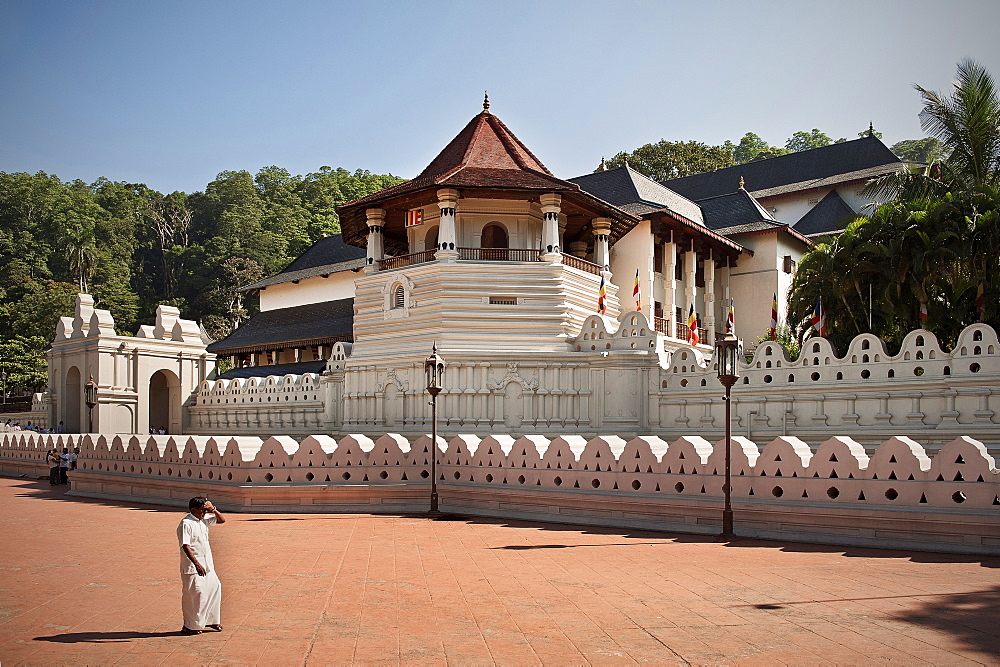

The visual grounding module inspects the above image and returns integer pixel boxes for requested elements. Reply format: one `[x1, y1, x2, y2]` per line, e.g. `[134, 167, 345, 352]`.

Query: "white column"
[685, 242, 697, 331]
[664, 236, 677, 336]
[592, 218, 611, 270]
[540, 193, 562, 262]
[436, 188, 459, 261]
[364, 208, 386, 273]
[703, 253, 716, 347]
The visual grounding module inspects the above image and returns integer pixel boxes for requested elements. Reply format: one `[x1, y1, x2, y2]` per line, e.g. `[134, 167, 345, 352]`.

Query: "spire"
[483, 91, 490, 114]
[739, 175, 745, 190]
[868, 121, 874, 137]
[622, 156, 630, 169]
[599, 156, 606, 172]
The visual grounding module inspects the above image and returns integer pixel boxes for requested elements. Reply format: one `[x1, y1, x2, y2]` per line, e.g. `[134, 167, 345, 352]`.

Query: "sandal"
[206, 624, 223, 632]
[181, 627, 203, 635]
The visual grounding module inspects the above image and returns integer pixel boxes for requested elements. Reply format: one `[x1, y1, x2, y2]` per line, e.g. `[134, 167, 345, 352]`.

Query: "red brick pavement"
[0, 476, 998, 665]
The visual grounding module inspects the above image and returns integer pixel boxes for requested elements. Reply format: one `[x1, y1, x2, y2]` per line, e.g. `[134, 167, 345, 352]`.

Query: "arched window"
[424, 225, 439, 252]
[392, 285, 405, 309]
[481, 223, 508, 249]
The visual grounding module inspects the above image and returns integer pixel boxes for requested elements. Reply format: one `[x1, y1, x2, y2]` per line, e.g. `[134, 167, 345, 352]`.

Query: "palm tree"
[63, 225, 97, 292]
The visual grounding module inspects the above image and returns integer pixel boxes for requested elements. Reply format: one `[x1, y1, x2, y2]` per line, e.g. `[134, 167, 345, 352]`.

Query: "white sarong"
[181, 570, 222, 630]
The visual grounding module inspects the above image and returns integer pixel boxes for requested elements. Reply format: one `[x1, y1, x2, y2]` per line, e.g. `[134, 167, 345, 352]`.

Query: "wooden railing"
[653, 317, 671, 335]
[560, 253, 604, 276]
[378, 249, 437, 271]
[458, 248, 540, 262]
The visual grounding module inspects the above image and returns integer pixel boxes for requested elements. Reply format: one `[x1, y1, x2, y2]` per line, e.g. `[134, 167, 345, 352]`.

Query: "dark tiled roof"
[793, 189, 857, 237]
[696, 190, 776, 232]
[662, 136, 903, 201]
[206, 298, 354, 355]
[240, 235, 366, 291]
[568, 165, 704, 225]
[217, 360, 327, 380]
[280, 234, 367, 273]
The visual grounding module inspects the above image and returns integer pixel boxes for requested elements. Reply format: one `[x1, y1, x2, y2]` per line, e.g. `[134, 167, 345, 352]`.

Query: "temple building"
[40, 98, 984, 445]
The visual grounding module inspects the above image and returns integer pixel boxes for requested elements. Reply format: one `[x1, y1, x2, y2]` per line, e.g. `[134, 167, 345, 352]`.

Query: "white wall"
[259, 271, 358, 311]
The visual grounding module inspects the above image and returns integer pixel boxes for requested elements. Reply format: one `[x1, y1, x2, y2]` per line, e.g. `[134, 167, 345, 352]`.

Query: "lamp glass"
[425, 347, 445, 390]
[716, 333, 741, 380]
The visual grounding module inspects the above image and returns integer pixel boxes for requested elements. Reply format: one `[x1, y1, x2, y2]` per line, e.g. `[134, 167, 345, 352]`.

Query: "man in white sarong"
[178, 496, 226, 635]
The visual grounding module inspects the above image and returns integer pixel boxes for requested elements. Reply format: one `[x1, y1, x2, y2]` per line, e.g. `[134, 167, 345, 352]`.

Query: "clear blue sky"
[2, 0, 999, 194]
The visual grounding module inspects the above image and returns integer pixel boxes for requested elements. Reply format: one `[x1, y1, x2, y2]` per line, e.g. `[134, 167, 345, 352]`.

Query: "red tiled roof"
[338, 110, 635, 252]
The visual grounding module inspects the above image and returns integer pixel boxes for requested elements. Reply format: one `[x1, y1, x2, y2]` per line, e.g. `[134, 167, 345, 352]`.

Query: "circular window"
[763, 375, 772, 383]
[952, 491, 966, 503]
[632, 480, 641, 490]
[811, 372, 820, 381]
[861, 369, 871, 379]
[674, 482, 684, 493]
[970, 363, 981, 373]
[884, 488, 898, 501]
[591, 479, 601, 488]
[771, 486, 784, 498]
[827, 487, 840, 499]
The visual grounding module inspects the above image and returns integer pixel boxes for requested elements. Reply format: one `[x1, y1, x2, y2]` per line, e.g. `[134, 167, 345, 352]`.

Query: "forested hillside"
[0, 167, 404, 391]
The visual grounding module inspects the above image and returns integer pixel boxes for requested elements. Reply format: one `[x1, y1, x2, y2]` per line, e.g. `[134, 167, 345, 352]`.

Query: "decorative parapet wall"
[185, 320, 1000, 449]
[2, 430, 997, 555]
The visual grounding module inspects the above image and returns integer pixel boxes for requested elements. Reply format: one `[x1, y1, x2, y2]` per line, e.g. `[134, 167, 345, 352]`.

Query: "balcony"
[375, 248, 604, 275]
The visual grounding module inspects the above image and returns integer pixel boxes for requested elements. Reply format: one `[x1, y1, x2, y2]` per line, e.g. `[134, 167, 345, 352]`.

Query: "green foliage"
[0, 166, 404, 388]
[605, 140, 735, 180]
[751, 325, 800, 361]
[790, 61, 1000, 353]
[785, 129, 834, 152]
[732, 133, 790, 164]
[0, 335, 49, 392]
[890, 138, 948, 164]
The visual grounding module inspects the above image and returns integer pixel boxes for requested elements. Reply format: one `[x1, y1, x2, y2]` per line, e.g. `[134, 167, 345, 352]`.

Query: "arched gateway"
[47, 294, 214, 434]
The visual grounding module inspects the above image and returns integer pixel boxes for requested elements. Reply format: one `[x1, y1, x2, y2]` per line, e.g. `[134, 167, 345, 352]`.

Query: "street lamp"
[715, 332, 741, 539]
[84, 375, 98, 433]
[424, 343, 446, 516]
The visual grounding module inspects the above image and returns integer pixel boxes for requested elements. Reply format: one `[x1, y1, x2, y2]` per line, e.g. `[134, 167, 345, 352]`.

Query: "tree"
[605, 140, 735, 180]
[0, 335, 49, 392]
[785, 129, 833, 152]
[61, 224, 97, 292]
[916, 58, 1000, 190]
[891, 138, 948, 164]
[732, 133, 791, 164]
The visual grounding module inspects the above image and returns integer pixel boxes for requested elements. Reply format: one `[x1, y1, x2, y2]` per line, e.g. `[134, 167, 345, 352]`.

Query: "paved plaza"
[0, 476, 998, 665]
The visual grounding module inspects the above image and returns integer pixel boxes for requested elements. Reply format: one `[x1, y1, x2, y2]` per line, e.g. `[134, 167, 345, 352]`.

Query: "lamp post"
[424, 343, 446, 516]
[84, 375, 98, 433]
[715, 332, 741, 539]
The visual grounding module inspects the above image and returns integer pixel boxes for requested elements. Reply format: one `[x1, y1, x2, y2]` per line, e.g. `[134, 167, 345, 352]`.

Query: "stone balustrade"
[2, 430, 997, 555]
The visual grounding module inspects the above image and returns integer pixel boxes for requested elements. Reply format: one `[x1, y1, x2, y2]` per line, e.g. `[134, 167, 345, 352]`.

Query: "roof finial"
[868, 121, 874, 137]
[739, 175, 745, 190]
[599, 156, 606, 171]
[483, 91, 490, 114]
[622, 156, 630, 169]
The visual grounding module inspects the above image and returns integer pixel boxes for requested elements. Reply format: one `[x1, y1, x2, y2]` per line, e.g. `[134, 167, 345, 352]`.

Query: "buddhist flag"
[406, 209, 423, 228]
[769, 293, 778, 340]
[597, 274, 607, 315]
[687, 304, 699, 347]
[633, 269, 641, 311]
[919, 301, 928, 324]
[725, 298, 735, 334]
[810, 297, 827, 337]
[976, 282, 985, 322]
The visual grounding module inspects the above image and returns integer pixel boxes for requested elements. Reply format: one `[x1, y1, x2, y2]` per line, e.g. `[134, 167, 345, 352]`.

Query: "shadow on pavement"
[33, 630, 186, 643]
[893, 585, 1000, 655]
[451, 513, 1000, 568]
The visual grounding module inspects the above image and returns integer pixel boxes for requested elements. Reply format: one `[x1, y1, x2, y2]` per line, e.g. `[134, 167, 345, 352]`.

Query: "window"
[392, 285, 405, 309]
[653, 243, 663, 274]
[783, 255, 796, 274]
[481, 223, 508, 249]
[424, 225, 439, 251]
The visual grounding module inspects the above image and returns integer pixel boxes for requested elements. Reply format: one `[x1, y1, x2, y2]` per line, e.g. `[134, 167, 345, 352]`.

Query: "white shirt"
[177, 513, 218, 574]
